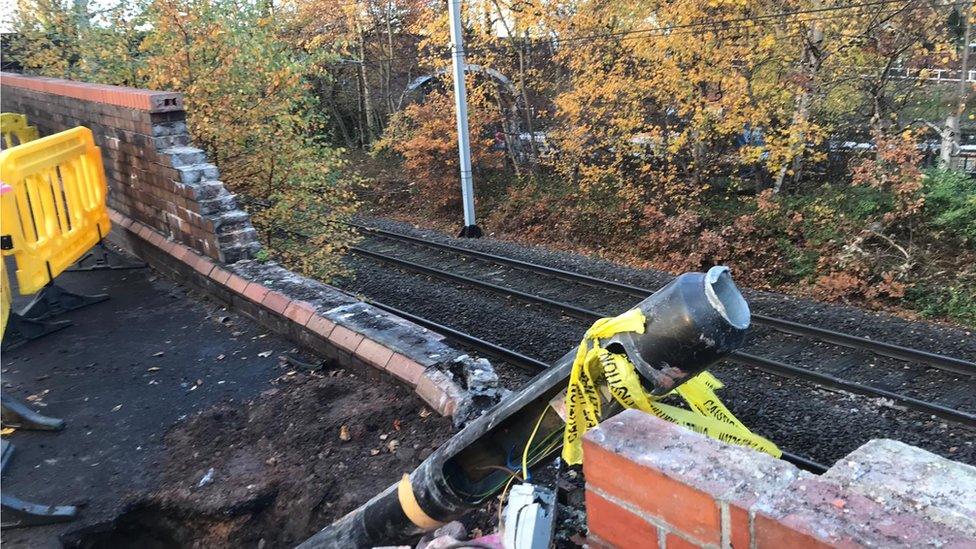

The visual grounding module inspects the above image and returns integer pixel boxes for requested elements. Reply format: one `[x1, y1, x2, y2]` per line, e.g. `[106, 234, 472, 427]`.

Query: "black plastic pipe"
[298, 268, 751, 548]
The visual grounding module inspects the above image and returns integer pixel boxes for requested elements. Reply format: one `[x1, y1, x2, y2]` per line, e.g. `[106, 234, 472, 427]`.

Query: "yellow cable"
[521, 407, 550, 480]
[497, 473, 518, 526]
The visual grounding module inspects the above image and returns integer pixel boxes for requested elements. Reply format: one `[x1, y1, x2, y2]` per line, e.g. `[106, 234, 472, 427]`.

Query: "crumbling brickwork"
[583, 410, 975, 548]
[0, 72, 260, 263]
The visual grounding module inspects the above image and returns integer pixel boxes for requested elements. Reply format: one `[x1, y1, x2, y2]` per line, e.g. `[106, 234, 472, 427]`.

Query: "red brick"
[754, 476, 971, 548]
[306, 315, 336, 339]
[328, 325, 364, 353]
[283, 301, 315, 326]
[414, 370, 464, 417]
[415, 371, 449, 414]
[586, 491, 659, 549]
[169, 242, 190, 262]
[1, 73, 182, 113]
[261, 290, 290, 315]
[583, 441, 721, 545]
[355, 338, 394, 370]
[191, 253, 215, 276]
[136, 224, 153, 240]
[242, 282, 270, 304]
[225, 273, 249, 294]
[729, 504, 750, 549]
[160, 239, 177, 255]
[146, 229, 165, 248]
[208, 266, 232, 285]
[385, 353, 425, 385]
[753, 515, 833, 549]
[664, 534, 700, 549]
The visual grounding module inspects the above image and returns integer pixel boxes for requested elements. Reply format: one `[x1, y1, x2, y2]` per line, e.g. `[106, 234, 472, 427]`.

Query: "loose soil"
[63, 370, 455, 548]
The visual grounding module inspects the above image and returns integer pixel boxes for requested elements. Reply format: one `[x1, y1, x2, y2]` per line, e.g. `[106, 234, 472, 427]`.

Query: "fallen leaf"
[152, 351, 165, 357]
[386, 439, 399, 453]
[216, 354, 226, 360]
[419, 408, 432, 418]
[393, 419, 402, 431]
[112, 404, 122, 412]
[257, 351, 273, 358]
[339, 425, 351, 442]
[369, 449, 380, 456]
[147, 367, 161, 372]
[1, 427, 16, 436]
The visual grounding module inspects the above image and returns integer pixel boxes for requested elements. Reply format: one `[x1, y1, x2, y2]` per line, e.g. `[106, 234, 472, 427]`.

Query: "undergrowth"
[357, 147, 976, 327]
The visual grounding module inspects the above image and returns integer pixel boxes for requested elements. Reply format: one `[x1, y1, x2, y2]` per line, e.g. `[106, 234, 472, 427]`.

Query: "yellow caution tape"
[397, 474, 445, 530]
[561, 310, 781, 465]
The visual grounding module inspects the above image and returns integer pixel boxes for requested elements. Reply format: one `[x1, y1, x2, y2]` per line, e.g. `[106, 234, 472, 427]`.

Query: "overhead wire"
[340, 0, 960, 67]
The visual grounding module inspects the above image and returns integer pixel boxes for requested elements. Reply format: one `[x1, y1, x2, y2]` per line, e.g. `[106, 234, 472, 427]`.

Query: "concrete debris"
[457, 355, 499, 394]
[502, 483, 556, 549]
[416, 521, 467, 549]
[196, 467, 215, 488]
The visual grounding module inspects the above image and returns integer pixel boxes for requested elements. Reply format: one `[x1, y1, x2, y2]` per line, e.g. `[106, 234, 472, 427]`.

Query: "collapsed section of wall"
[583, 409, 975, 549]
[1, 72, 497, 421]
[0, 72, 260, 263]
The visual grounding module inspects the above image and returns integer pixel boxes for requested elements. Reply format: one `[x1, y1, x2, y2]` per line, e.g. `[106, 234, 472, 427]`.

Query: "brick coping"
[106, 207, 469, 418]
[1, 72, 183, 113]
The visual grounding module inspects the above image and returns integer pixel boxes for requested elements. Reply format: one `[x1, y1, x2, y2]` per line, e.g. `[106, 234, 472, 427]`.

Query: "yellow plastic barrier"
[0, 127, 111, 295]
[1, 252, 10, 336]
[1, 113, 40, 148]
[1, 184, 12, 337]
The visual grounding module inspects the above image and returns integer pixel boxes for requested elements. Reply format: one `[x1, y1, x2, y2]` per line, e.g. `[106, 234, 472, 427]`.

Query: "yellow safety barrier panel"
[0, 127, 111, 295]
[1, 251, 10, 336]
[1, 113, 40, 148]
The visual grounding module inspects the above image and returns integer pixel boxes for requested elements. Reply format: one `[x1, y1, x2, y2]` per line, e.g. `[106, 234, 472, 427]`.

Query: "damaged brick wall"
[583, 410, 975, 549]
[0, 72, 260, 263]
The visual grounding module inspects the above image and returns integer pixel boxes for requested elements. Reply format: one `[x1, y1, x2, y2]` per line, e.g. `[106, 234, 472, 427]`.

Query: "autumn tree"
[8, 0, 361, 279]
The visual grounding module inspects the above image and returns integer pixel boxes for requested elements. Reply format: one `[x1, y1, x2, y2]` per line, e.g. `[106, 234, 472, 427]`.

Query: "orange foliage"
[377, 91, 504, 213]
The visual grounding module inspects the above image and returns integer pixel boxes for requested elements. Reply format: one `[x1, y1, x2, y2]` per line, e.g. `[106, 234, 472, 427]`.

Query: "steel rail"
[351, 244, 976, 428]
[364, 296, 829, 474]
[351, 223, 976, 377]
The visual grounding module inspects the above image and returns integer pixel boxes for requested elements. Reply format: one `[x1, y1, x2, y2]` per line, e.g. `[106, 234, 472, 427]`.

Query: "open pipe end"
[703, 266, 750, 330]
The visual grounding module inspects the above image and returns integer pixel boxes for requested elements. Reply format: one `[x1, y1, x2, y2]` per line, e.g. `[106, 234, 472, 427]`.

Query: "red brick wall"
[583, 410, 972, 548]
[0, 72, 260, 263]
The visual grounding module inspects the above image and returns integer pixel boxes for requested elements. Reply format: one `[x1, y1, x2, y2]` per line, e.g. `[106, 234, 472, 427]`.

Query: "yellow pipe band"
[397, 474, 445, 530]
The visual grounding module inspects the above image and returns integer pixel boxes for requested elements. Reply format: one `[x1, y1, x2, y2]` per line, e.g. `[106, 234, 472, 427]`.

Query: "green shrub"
[906, 282, 976, 326]
[923, 168, 976, 244]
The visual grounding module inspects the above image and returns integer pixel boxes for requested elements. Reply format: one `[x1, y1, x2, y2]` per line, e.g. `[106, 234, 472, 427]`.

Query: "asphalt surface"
[1, 249, 308, 547]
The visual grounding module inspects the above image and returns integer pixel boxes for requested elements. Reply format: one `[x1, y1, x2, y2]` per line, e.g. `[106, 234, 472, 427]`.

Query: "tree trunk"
[774, 4, 824, 193]
[519, 31, 539, 168]
[941, 115, 957, 168]
[325, 79, 356, 149]
[358, 28, 377, 145]
[951, 8, 972, 169]
[386, 1, 396, 114]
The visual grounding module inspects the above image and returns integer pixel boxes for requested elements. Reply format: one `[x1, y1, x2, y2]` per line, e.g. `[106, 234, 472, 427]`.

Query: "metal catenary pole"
[448, 0, 482, 237]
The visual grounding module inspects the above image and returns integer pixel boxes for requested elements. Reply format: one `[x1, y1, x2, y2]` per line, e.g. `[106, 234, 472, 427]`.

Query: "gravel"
[335, 216, 976, 468]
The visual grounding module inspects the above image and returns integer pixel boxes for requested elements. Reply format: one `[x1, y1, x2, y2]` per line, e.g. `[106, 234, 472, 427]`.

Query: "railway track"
[362, 297, 831, 474]
[350, 223, 975, 376]
[347, 224, 976, 431]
